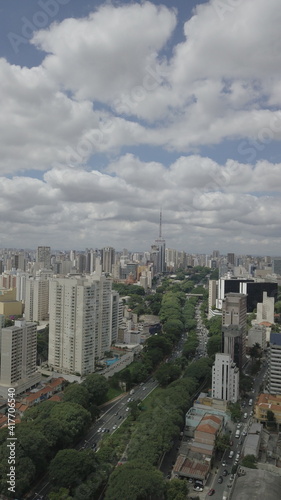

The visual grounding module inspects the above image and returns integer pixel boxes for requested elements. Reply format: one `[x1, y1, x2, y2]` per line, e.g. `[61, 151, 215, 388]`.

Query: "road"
[28, 378, 158, 500]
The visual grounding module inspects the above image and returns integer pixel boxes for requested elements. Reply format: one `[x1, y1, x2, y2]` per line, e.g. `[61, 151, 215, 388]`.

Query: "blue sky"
[1, 0, 281, 255]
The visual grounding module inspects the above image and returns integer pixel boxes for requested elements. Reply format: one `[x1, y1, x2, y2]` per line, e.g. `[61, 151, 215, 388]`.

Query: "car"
[127, 398, 131, 402]
[222, 469, 228, 476]
[188, 478, 194, 483]
[112, 425, 117, 430]
[208, 489, 215, 496]
[230, 474, 235, 481]
[102, 428, 106, 433]
[126, 407, 130, 411]
[222, 460, 227, 467]
[193, 486, 203, 492]
[143, 387, 146, 391]
[218, 476, 223, 484]
[237, 423, 242, 429]
[242, 430, 247, 436]
[244, 412, 248, 419]
[118, 415, 123, 419]
[97, 427, 102, 433]
[114, 412, 118, 416]
[229, 450, 234, 459]
[234, 460, 239, 466]
[236, 452, 240, 459]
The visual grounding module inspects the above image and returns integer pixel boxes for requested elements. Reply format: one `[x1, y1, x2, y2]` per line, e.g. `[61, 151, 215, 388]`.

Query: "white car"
[126, 407, 130, 411]
[97, 427, 102, 433]
[112, 425, 117, 430]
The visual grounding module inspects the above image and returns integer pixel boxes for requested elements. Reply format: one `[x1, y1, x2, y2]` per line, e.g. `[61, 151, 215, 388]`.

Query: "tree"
[166, 478, 188, 500]
[63, 383, 90, 408]
[49, 488, 73, 500]
[206, 334, 222, 357]
[228, 402, 242, 423]
[215, 433, 231, 453]
[104, 461, 165, 500]
[155, 363, 181, 387]
[49, 402, 92, 445]
[266, 409, 276, 429]
[82, 373, 109, 405]
[49, 449, 97, 489]
[241, 454, 257, 469]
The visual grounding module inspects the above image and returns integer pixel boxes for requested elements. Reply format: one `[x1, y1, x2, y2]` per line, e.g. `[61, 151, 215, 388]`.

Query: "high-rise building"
[151, 210, 166, 274]
[36, 246, 51, 269]
[212, 353, 239, 402]
[272, 258, 281, 275]
[256, 291, 275, 324]
[48, 275, 119, 376]
[25, 277, 49, 323]
[268, 332, 281, 394]
[222, 293, 247, 368]
[227, 253, 235, 266]
[101, 247, 115, 274]
[0, 319, 41, 397]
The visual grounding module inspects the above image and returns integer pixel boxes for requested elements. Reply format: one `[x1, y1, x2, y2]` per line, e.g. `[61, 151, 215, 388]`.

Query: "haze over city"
[1, 0, 281, 254]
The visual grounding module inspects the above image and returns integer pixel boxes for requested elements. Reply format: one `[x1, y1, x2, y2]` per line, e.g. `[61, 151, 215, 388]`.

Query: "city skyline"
[1, 1, 281, 253]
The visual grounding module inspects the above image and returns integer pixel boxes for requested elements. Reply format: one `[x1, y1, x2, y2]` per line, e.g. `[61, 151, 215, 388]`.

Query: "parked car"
[208, 489, 215, 496]
[218, 476, 223, 484]
[222, 460, 227, 467]
[223, 469, 228, 476]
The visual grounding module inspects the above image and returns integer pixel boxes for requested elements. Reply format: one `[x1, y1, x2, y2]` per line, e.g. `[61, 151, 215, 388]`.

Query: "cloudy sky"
[1, 0, 281, 255]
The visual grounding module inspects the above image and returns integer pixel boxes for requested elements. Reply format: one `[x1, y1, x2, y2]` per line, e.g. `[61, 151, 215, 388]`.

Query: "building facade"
[222, 293, 247, 368]
[48, 275, 119, 376]
[0, 319, 40, 397]
[267, 332, 281, 394]
[212, 353, 239, 402]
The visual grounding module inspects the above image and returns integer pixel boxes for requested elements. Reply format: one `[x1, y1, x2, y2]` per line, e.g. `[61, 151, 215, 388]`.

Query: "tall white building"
[256, 291, 275, 324]
[48, 275, 119, 376]
[212, 353, 239, 402]
[268, 333, 281, 394]
[25, 277, 49, 323]
[0, 319, 40, 397]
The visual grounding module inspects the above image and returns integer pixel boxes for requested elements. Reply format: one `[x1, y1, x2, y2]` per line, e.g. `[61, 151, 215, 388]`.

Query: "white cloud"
[1, 1, 281, 253]
[0, 154, 280, 253]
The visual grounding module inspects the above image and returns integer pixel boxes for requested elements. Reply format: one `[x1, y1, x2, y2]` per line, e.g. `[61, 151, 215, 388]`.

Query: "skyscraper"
[36, 246, 51, 269]
[101, 247, 115, 274]
[0, 319, 40, 397]
[222, 293, 247, 369]
[151, 210, 166, 274]
[212, 353, 239, 402]
[48, 275, 119, 376]
[268, 333, 281, 394]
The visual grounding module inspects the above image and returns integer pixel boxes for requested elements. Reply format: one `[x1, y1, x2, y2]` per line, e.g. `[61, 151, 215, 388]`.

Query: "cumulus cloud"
[1, 0, 281, 253]
[0, 153, 280, 253]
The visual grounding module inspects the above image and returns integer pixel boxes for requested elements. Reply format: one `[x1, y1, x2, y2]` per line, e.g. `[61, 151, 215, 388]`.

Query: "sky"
[1, 0, 281, 255]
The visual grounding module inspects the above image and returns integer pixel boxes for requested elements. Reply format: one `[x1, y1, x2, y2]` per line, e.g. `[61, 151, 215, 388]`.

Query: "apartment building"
[0, 319, 40, 397]
[48, 275, 119, 376]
